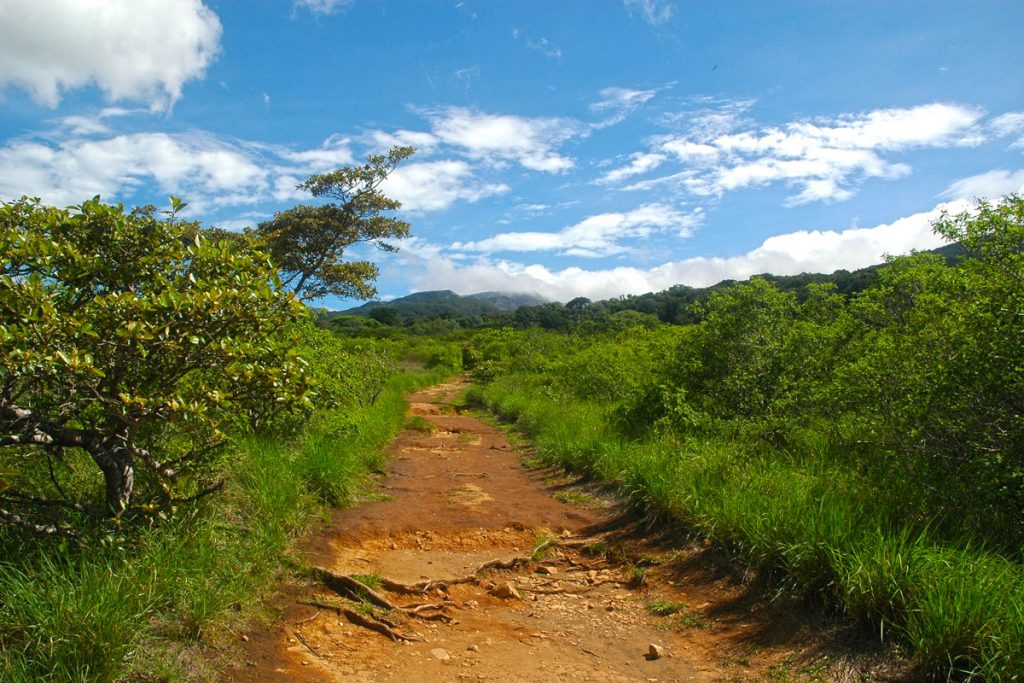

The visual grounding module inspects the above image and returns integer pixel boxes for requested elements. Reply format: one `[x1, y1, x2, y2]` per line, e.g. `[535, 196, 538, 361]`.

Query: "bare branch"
[0, 506, 79, 538]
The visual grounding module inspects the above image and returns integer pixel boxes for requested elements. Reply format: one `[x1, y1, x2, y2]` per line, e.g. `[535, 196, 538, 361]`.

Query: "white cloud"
[365, 129, 440, 154]
[275, 135, 354, 173]
[598, 152, 666, 184]
[991, 112, 1024, 147]
[426, 106, 582, 172]
[614, 102, 985, 205]
[0, 128, 498, 216]
[0, 132, 267, 209]
[658, 97, 755, 137]
[623, 0, 673, 25]
[590, 87, 658, 126]
[404, 201, 968, 302]
[941, 169, 1024, 201]
[383, 160, 508, 212]
[453, 203, 700, 257]
[293, 0, 353, 15]
[0, 0, 221, 109]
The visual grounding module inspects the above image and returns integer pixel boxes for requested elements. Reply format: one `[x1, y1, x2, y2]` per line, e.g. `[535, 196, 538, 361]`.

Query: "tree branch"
[0, 506, 79, 538]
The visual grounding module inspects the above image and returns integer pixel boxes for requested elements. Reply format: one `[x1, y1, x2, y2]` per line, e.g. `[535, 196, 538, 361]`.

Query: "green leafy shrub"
[0, 197, 311, 525]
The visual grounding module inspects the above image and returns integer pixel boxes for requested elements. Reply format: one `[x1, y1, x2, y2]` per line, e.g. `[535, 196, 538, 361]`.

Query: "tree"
[0, 197, 311, 529]
[368, 306, 400, 326]
[254, 146, 414, 301]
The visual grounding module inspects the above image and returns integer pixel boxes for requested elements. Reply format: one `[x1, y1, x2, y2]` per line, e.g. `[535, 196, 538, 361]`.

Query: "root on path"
[306, 536, 622, 642]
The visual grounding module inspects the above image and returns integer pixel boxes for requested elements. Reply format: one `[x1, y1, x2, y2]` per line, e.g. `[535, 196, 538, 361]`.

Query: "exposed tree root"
[307, 536, 617, 641]
[339, 607, 423, 642]
[517, 578, 632, 596]
[298, 599, 424, 642]
[312, 567, 399, 611]
[293, 629, 322, 657]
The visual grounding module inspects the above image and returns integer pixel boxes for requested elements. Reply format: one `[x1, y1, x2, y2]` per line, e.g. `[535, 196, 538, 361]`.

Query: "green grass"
[404, 415, 434, 433]
[469, 373, 1024, 680]
[553, 490, 601, 507]
[0, 366, 451, 682]
[646, 599, 684, 616]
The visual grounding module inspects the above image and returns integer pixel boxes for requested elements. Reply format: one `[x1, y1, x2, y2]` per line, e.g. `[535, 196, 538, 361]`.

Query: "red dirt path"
[221, 378, 899, 682]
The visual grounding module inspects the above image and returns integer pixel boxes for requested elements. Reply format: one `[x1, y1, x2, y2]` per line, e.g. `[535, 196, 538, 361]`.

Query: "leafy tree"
[254, 146, 414, 301]
[685, 278, 798, 419]
[0, 197, 311, 529]
[368, 306, 401, 326]
[830, 197, 1024, 543]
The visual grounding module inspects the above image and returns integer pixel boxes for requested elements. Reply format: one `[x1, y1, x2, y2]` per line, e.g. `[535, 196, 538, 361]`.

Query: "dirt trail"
[223, 378, 883, 682]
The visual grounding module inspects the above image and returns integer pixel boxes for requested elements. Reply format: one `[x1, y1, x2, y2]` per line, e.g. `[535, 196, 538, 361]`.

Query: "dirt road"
[223, 378, 884, 682]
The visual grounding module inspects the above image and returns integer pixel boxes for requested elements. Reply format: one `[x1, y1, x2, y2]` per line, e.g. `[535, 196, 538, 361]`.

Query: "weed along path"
[224, 378, 865, 682]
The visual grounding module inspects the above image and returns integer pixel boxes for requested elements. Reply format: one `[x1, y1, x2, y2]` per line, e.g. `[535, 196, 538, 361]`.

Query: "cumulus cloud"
[0, 0, 221, 109]
[0, 127, 498, 216]
[623, 0, 673, 25]
[401, 201, 967, 301]
[453, 203, 701, 258]
[274, 135, 354, 173]
[0, 132, 268, 209]
[383, 160, 508, 212]
[425, 106, 583, 172]
[613, 102, 985, 205]
[941, 169, 1024, 201]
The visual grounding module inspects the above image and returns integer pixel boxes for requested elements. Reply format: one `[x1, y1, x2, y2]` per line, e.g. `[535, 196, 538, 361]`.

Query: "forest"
[1, 180, 1022, 680]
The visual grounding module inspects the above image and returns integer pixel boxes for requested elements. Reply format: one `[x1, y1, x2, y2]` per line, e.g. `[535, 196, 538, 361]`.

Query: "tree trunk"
[95, 446, 135, 517]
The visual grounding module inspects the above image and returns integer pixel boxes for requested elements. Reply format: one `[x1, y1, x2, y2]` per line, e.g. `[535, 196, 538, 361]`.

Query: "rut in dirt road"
[224, 378, 852, 683]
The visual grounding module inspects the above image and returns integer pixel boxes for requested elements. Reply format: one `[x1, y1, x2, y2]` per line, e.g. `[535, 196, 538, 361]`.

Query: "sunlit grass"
[471, 373, 1024, 679]
[0, 366, 451, 682]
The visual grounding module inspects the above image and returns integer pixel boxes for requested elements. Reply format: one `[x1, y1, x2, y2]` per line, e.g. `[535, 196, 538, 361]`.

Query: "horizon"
[1, 1, 1022, 308]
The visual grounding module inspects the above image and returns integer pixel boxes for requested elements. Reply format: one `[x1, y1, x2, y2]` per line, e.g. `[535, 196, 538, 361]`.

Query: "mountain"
[331, 290, 548, 320]
[463, 291, 548, 312]
[327, 243, 968, 327]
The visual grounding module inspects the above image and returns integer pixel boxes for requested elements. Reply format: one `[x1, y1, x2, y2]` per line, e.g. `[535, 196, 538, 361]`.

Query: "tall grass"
[472, 374, 1024, 680]
[0, 368, 442, 682]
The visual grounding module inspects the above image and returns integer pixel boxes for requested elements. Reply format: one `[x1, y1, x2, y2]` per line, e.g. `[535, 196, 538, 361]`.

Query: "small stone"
[467, 644, 480, 652]
[430, 648, 452, 662]
[648, 643, 665, 659]
[536, 565, 558, 575]
[605, 604, 615, 612]
[489, 581, 522, 600]
[240, 634, 249, 642]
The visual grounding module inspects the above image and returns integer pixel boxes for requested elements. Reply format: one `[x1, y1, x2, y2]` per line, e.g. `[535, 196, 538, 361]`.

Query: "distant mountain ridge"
[334, 290, 547, 318]
[328, 242, 967, 325]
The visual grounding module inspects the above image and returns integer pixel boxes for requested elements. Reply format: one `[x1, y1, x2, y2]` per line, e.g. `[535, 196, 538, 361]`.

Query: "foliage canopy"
[253, 145, 414, 301]
[0, 196, 311, 527]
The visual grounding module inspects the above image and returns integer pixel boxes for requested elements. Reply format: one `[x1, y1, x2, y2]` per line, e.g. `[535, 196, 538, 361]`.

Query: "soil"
[221, 378, 910, 683]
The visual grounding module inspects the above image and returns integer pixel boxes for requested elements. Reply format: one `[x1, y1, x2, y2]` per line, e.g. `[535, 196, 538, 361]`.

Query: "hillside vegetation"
[1, 189, 1021, 681]
[0, 194, 464, 681]
[463, 197, 1024, 680]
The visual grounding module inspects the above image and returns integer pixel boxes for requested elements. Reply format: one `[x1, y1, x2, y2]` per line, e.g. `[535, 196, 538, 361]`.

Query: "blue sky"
[1, 0, 1023, 308]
